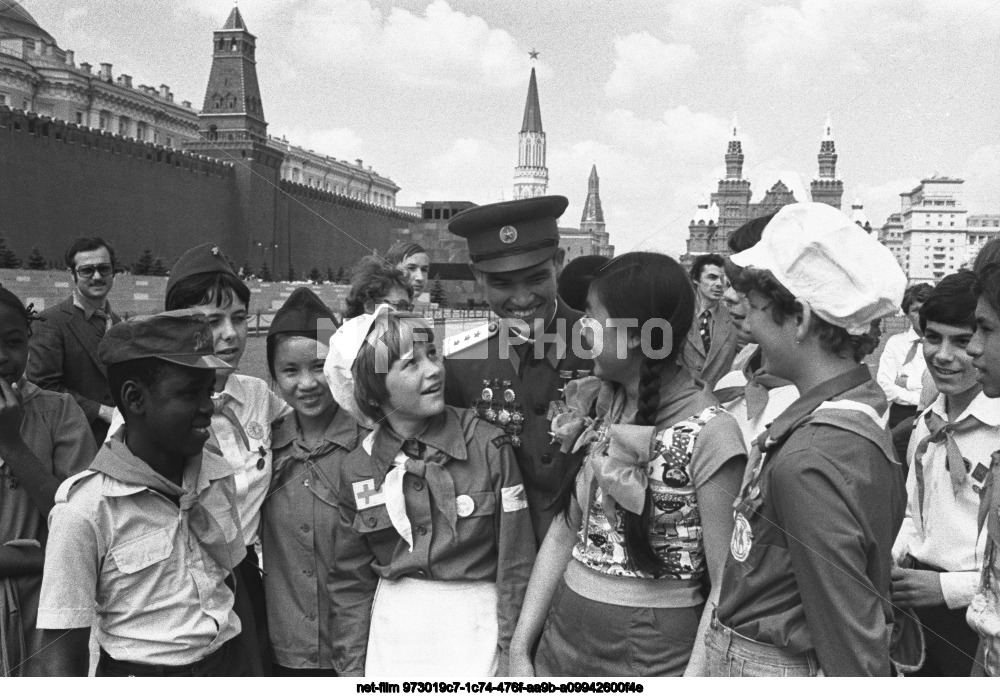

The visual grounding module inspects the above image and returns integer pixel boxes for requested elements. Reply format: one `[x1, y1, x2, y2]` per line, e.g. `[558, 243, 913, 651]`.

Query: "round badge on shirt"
[456, 494, 475, 518]
[730, 512, 753, 562]
[246, 421, 265, 441]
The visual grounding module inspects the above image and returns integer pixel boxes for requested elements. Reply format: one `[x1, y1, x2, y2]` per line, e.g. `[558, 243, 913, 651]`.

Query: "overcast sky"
[28, 0, 1000, 255]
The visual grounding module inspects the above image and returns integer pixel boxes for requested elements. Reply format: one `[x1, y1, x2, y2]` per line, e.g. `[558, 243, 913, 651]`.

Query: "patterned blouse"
[572, 405, 728, 580]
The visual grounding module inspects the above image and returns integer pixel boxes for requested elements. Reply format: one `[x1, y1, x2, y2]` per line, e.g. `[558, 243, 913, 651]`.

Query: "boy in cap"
[707, 202, 907, 676]
[713, 213, 798, 450]
[35, 311, 247, 676]
[890, 271, 996, 676]
[444, 196, 592, 542]
[105, 242, 290, 671]
[964, 262, 1000, 676]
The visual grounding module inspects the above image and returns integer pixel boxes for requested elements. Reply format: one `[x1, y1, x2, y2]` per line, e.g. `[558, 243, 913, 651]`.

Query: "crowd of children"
[2, 199, 1000, 678]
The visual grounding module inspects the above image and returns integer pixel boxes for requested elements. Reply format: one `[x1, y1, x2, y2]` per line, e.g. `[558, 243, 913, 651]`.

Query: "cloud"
[276, 127, 364, 160]
[409, 137, 509, 203]
[964, 144, 1000, 216]
[544, 107, 737, 255]
[604, 33, 697, 99]
[261, 0, 530, 91]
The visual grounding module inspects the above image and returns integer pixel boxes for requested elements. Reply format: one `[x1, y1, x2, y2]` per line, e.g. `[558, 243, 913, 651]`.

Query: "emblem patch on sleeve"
[501, 484, 528, 512]
[353, 479, 385, 510]
[492, 434, 513, 450]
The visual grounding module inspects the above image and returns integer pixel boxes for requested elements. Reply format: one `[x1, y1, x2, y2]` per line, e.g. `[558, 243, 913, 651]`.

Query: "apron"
[365, 577, 499, 677]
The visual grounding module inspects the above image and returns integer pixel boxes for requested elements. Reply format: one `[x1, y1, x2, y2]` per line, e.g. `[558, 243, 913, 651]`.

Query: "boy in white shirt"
[892, 270, 995, 676]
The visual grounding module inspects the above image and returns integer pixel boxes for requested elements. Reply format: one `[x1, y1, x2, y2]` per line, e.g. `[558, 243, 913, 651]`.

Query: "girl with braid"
[509, 252, 747, 676]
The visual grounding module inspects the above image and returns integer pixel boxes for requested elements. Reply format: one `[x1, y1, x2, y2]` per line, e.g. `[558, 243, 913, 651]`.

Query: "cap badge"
[211, 246, 220, 256]
[499, 226, 518, 244]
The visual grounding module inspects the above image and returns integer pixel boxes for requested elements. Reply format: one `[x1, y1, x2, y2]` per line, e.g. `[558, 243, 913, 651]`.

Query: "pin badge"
[247, 421, 265, 441]
[456, 494, 475, 518]
[499, 226, 518, 244]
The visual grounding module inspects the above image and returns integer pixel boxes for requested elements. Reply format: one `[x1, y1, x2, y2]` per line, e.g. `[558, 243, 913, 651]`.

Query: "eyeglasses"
[75, 264, 114, 278]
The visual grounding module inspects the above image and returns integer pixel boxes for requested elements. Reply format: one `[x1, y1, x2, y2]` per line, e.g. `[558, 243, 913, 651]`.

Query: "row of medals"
[473, 370, 592, 449]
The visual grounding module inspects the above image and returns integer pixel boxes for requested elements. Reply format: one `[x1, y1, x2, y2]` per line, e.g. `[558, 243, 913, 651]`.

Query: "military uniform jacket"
[444, 300, 593, 542]
[328, 407, 536, 677]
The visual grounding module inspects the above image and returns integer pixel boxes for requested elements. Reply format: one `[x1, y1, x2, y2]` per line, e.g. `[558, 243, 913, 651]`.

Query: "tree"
[0, 238, 21, 269]
[259, 261, 272, 282]
[149, 257, 168, 276]
[335, 266, 346, 284]
[133, 249, 153, 275]
[308, 266, 322, 284]
[26, 246, 46, 270]
[287, 266, 296, 283]
[326, 266, 336, 283]
[429, 275, 446, 306]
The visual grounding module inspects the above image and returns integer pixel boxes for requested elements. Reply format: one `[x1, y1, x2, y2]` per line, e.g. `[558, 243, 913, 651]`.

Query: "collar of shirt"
[764, 365, 873, 447]
[363, 409, 468, 488]
[271, 406, 360, 459]
[904, 326, 921, 344]
[92, 426, 231, 500]
[928, 388, 1000, 428]
[217, 373, 247, 408]
[71, 288, 111, 321]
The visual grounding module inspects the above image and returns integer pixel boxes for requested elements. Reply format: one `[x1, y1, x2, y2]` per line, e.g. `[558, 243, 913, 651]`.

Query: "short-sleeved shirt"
[892, 390, 1000, 609]
[329, 406, 536, 676]
[37, 433, 245, 666]
[107, 373, 290, 546]
[261, 407, 363, 670]
[716, 367, 906, 677]
[1, 381, 96, 675]
[565, 369, 745, 608]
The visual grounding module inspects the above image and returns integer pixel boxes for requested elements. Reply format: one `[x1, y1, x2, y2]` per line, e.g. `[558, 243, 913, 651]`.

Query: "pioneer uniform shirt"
[261, 408, 362, 670]
[716, 367, 906, 676]
[36, 432, 245, 666]
[328, 407, 535, 676]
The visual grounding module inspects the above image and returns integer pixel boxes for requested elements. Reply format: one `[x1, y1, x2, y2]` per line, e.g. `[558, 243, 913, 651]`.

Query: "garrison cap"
[99, 310, 230, 370]
[448, 195, 568, 273]
[165, 242, 245, 307]
[268, 287, 339, 341]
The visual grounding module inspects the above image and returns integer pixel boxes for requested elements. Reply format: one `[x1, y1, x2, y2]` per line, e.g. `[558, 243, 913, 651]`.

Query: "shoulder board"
[55, 470, 100, 504]
[443, 321, 499, 358]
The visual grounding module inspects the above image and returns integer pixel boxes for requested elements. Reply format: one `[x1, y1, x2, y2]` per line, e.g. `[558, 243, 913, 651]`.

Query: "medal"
[730, 512, 753, 562]
[456, 494, 475, 517]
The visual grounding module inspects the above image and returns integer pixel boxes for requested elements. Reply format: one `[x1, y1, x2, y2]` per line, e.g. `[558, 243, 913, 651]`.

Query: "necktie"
[213, 394, 250, 451]
[912, 410, 980, 511]
[699, 310, 712, 353]
[903, 338, 920, 367]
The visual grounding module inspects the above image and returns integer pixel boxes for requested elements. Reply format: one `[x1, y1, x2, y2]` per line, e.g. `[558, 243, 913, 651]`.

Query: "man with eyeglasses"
[28, 237, 121, 445]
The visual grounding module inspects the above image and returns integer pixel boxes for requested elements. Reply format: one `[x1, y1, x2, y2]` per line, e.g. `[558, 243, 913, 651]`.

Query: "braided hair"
[555, 253, 695, 576]
[0, 285, 42, 336]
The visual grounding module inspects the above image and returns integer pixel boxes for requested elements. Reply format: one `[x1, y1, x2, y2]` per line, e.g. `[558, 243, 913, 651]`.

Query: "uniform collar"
[92, 426, 230, 499]
[271, 405, 360, 451]
[218, 373, 247, 406]
[929, 388, 1000, 428]
[364, 409, 467, 487]
[17, 380, 42, 405]
[765, 365, 873, 445]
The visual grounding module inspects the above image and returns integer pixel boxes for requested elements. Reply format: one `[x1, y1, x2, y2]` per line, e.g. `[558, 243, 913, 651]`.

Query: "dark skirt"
[535, 578, 703, 677]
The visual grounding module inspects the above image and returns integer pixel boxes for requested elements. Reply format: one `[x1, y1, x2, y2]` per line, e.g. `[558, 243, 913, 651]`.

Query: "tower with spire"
[708, 115, 752, 253]
[185, 6, 285, 266]
[810, 114, 844, 210]
[513, 67, 548, 200]
[580, 165, 612, 256]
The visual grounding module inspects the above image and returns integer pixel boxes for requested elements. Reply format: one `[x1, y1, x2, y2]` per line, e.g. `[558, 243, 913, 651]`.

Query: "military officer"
[444, 195, 593, 543]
